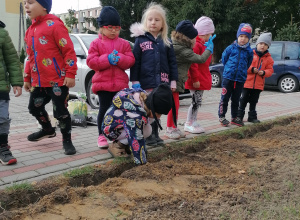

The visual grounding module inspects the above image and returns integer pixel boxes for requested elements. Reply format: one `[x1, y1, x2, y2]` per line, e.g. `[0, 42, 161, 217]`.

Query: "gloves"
[204, 34, 216, 53]
[108, 50, 120, 65]
[132, 83, 141, 89]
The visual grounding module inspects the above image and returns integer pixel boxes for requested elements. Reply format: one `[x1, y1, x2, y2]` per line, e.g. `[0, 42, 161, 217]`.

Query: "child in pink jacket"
[86, 6, 135, 148]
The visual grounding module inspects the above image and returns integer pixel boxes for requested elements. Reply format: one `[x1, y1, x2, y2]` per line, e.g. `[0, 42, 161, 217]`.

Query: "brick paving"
[0, 90, 299, 189]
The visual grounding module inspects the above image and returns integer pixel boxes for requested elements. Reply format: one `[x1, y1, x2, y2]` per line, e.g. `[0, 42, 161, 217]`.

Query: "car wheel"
[278, 75, 299, 93]
[211, 71, 221, 87]
[87, 78, 99, 109]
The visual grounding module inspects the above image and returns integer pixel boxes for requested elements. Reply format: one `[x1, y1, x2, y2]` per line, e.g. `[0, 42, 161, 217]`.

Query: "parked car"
[209, 41, 300, 93]
[69, 34, 190, 109]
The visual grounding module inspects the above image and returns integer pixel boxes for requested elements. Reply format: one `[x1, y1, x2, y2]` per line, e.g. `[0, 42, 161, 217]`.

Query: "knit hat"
[36, 0, 52, 14]
[194, 16, 215, 35]
[97, 6, 120, 27]
[175, 20, 198, 39]
[145, 83, 176, 130]
[256, 32, 272, 47]
[236, 23, 252, 39]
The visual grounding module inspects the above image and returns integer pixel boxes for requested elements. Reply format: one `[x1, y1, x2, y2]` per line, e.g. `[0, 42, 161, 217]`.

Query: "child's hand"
[193, 81, 200, 88]
[258, 70, 264, 76]
[13, 86, 22, 97]
[24, 82, 31, 92]
[108, 50, 120, 65]
[204, 34, 216, 53]
[63, 77, 75, 88]
[253, 68, 258, 74]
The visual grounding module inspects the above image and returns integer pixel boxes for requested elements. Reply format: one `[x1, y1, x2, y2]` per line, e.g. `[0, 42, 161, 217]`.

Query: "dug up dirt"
[1, 115, 300, 220]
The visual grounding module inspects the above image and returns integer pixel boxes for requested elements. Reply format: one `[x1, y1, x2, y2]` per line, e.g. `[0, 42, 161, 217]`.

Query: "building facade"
[57, 6, 102, 33]
[0, 0, 25, 54]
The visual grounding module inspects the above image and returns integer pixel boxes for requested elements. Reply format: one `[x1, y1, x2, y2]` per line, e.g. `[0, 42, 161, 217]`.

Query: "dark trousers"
[97, 91, 117, 135]
[218, 79, 244, 119]
[239, 88, 261, 111]
[28, 86, 71, 140]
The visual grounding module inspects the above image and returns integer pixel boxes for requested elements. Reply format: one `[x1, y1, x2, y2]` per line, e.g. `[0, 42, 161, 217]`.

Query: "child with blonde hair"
[87, 6, 135, 149]
[130, 2, 178, 145]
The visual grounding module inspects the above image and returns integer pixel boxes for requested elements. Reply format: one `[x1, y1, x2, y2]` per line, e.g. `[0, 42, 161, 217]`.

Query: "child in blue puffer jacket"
[218, 23, 253, 127]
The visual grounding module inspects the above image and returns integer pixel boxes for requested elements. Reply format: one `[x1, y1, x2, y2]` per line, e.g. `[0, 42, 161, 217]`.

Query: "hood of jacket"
[0, 21, 5, 28]
[130, 22, 146, 38]
[171, 31, 194, 49]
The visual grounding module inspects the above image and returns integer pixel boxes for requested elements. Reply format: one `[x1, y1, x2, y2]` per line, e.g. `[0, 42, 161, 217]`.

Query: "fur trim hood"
[130, 22, 145, 37]
[171, 31, 194, 49]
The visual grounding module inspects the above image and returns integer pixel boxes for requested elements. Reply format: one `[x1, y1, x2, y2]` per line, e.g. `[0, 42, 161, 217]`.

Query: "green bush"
[275, 23, 300, 42]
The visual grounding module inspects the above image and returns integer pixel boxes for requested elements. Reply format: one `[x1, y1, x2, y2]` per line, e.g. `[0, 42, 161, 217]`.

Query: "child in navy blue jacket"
[130, 3, 178, 145]
[218, 23, 253, 127]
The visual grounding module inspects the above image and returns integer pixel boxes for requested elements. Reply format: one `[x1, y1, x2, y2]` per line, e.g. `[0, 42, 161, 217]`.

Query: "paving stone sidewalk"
[1, 91, 299, 189]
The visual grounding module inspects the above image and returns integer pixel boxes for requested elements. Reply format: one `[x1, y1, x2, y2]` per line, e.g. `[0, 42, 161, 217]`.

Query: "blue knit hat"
[97, 6, 120, 27]
[236, 23, 252, 39]
[176, 20, 198, 39]
[36, 0, 52, 14]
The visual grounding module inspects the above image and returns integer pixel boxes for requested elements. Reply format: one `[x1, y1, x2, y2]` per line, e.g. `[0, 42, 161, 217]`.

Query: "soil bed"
[1, 115, 300, 220]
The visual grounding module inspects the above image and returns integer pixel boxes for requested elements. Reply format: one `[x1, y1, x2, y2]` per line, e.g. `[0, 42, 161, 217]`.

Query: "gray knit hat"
[256, 32, 272, 47]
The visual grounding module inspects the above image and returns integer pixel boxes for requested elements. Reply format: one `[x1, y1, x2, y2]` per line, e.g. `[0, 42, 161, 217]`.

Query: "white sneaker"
[184, 121, 205, 134]
[174, 128, 186, 138]
[165, 129, 181, 139]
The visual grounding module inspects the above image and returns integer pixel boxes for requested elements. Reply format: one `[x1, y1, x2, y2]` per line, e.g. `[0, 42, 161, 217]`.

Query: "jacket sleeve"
[222, 45, 232, 66]
[247, 49, 254, 69]
[185, 47, 211, 64]
[168, 43, 178, 81]
[116, 40, 135, 70]
[263, 58, 274, 78]
[3, 29, 23, 86]
[130, 38, 142, 82]
[86, 40, 111, 71]
[53, 23, 77, 79]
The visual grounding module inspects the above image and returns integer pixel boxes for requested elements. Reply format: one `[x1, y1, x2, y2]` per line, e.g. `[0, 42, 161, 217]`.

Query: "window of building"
[95, 10, 97, 16]
[90, 21, 93, 27]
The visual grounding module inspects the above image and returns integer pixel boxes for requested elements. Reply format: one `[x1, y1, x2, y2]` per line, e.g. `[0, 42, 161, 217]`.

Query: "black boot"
[145, 122, 157, 146]
[153, 120, 164, 145]
[248, 111, 260, 123]
[237, 109, 245, 121]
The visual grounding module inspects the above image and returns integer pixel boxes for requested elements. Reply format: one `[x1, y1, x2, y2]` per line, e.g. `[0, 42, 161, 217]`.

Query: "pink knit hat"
[194, 16, 215, 35]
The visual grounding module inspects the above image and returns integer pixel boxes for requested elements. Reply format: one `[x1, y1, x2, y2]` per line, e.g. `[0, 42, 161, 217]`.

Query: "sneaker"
[27, 128, 56, 141]
[219, 117, 230, 127]
[231, 117, 244, 127]
[165, 129, 181, 139]
[174, 128, 186, 138]
[0, 144, 17, 165]
[108, 141, 130, 158]
[97, 135, 109, 149]
[184, 121, 205, 134]
[63, 140, 76, 155]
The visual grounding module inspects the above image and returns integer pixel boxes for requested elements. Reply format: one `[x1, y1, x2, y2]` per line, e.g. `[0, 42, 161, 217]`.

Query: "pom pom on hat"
[256, 32, 272, 47]
[194, 16, 215, 35]
[97, 6, 120, 27]
[36, 0, 52, 13]
[175, 20, 198, 39]
[236, 23, 252, 39]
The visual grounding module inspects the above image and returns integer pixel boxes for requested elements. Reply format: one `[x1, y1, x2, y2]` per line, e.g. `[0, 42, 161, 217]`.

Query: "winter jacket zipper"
[32, 36, 41, 87]
[233, 48, 242, 81]
[253, 57, 263, 89]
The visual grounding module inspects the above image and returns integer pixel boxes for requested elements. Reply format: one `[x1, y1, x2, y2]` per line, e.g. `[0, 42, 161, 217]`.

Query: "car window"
[80, 35, 98, 50]
[70, 35, 85, 56]
[268, 43, 283, 61]
[285, 42, 300, 60]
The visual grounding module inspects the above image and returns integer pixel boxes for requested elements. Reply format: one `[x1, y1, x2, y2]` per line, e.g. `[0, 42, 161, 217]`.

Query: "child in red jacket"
[184, 16, 215, 133]
[237, 33, 274, 123]
[24, 0, 77, 155]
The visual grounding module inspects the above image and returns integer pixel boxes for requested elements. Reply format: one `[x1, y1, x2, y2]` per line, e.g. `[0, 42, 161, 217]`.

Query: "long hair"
[141, 2, 171, 47]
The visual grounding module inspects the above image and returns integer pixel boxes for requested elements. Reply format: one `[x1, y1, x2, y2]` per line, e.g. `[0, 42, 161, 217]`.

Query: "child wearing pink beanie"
[184, 16, 215, 134]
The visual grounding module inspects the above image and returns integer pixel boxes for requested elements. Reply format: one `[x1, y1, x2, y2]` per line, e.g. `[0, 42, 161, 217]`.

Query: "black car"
[209, 41, 300, 93]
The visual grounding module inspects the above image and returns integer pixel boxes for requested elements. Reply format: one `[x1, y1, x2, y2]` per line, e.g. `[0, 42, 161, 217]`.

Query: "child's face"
[203, 33, 212, 42]
[237, 34, 249, 46]
[101, 26, 120, 39]
[23, 0, 47, 19]
[256, 42, 268, 53]
[146, 10, 163, 37]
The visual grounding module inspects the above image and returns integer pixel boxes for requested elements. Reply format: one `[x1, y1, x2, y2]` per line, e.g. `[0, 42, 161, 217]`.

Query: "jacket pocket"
[52, 57, 61, 78]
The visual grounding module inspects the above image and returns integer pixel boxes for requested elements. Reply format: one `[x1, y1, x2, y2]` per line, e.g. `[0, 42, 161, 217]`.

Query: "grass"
[110, 210, 127, 219]
[63, 165, 95, 178]
[5, 182, 33, 193]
